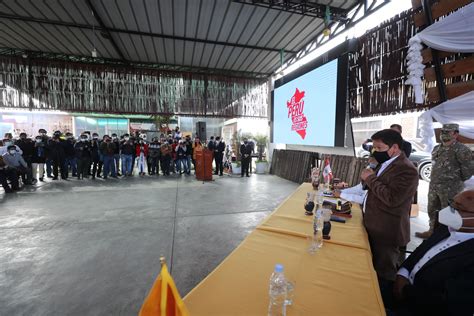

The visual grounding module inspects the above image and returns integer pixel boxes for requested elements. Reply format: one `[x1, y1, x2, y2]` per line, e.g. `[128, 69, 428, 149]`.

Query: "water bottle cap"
[274, 264, 284, 273]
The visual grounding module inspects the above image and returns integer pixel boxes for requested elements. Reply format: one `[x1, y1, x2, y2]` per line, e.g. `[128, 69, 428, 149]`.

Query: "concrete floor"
[0, 174, 298, 315]
[0, 174, 430, 315]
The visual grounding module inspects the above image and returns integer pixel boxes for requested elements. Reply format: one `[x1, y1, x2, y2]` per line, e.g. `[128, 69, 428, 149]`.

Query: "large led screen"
[273, 58, 339, 147]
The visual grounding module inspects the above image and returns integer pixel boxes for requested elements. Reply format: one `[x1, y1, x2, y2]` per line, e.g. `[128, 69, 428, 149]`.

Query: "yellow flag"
[139, 262, 190, 316]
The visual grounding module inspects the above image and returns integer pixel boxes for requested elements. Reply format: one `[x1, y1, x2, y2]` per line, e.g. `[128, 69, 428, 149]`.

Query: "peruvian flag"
[322, 157, 333, 183]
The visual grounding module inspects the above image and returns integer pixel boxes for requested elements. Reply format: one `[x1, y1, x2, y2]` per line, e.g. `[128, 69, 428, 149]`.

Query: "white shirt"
[398, 229, 474, 284]
[377, 154, 399, 176]
[341, 183, 367, 205]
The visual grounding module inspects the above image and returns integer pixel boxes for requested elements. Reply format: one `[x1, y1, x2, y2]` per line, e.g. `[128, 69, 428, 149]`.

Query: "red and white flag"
[322, 157, 333, 183]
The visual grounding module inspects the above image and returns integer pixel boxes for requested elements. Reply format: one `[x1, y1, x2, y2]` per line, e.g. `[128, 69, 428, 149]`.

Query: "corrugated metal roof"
[0, 0, 360, 77]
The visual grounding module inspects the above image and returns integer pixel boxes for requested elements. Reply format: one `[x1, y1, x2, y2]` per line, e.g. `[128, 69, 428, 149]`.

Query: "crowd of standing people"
[0, 126, 253, 193]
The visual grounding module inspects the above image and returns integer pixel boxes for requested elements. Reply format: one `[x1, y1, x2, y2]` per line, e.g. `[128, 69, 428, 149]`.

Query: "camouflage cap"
[441, 123, 459, 131]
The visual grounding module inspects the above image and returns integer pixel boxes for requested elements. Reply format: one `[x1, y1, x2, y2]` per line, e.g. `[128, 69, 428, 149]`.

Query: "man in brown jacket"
[361, 129, 419, 284]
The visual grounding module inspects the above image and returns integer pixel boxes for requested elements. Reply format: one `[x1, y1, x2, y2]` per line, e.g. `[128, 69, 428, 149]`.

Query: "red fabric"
[136, 143, 149, 156]
[171, 143, 178, 159]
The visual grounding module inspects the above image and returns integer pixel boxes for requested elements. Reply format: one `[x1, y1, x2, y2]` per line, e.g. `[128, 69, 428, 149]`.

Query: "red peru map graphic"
[287, 88, 308, 139]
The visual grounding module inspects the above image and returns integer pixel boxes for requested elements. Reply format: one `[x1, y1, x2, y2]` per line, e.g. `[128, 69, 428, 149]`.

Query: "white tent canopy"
[406, 2, 474, 104]
[419, 91, 474, 153]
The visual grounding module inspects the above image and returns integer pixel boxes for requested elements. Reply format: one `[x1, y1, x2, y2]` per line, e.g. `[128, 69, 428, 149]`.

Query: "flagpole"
[160, 256, 166, 267]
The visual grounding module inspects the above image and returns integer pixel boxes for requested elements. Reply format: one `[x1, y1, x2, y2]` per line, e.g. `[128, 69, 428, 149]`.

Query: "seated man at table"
[360, 129, 418, 283]
[392, 189, 474, 316]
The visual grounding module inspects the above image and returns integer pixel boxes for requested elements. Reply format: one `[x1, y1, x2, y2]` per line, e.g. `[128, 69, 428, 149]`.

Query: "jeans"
[150, 156, 160, 174]
[77, 157, 91, 178]
[113, 154, 120, 174]
[177, 158, 189, 174]
[103, 155, 116, 178]
[46, 159, 52, 177]
[64, 157, 77, 176]
[121, 154, 133, 175]
[186, 156, 192, 173]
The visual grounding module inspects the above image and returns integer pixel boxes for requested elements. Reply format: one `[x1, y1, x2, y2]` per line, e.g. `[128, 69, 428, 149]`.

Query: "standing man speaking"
[360, 129, 419, 284]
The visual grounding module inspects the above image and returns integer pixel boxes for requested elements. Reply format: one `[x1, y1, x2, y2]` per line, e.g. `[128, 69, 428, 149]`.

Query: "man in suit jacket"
[214, 136, 225, 176]
[361, 129, 419, 283]
[392, 189, 474, 316]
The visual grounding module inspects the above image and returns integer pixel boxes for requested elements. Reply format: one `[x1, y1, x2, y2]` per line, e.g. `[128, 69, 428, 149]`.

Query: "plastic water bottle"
[314, 209, 324, 248]
[268, 264, 287, 316]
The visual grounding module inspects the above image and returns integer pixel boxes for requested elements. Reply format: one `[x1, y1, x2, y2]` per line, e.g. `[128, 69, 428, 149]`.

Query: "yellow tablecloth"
[184, 183, 385, 316]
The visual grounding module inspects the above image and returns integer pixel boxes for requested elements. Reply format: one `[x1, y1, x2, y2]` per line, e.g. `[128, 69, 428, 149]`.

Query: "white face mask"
[438, 206, 474, 230]
[124, 137, 130, 141]
[9, 150, 16, 155]
[35, 139, 42, 143]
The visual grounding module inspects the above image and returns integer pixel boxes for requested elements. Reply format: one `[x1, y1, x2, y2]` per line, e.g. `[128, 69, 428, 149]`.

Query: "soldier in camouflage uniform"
[415, 123, 473, 239]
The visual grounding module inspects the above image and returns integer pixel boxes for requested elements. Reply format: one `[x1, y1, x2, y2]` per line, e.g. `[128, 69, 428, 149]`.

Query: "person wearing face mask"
[392, 189, 474, 316]
[74, 134, 92, 180]
[416, 124, 473, 239]
[0, 145, 19, 193]
[192, 136, 203, 174]
[15, 132, 35, 184]
[63, 132, 77, 178]
[48, 131, 67, 180]
[2, 145, 29, 186]
[120, 134, 134, 176]
[176, 140, 188, 175]
[90, 133, 103, 179]
[240, 138, 252, 177]
[148, 137, 161, 176]
[360, 129, 419, 286]
[100, 135, 117, 179]
[135, 137, 149, 176]
[38, 129, 52, 178]
[32, 135, 47, 182]
[111, 133, 121, 177]
[0, 138, 23, 156]
[160, 138, 171, 176]
[214, 136, 225, 176]
[333, 155, 378, 207]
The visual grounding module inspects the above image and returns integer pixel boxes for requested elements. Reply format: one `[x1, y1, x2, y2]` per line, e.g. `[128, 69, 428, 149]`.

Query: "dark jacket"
[63, 139, 76, 158]
[185, 141, 193, 156]
[74, 141, 92, 159]
[214, 141, 225, 156]
[32, 141, 47, 163]
[120, 141, 135, 155]
[47, 138, 66, 161]
[240, 143, 251, 160]
[148, 142, 161, 158]
[112, 140, 120, 154]
[363, 152, 419, 246]
[100, 141, 116, 156]
[176, 146, 186, 159]
[399, 225, 474, 316]
[15, 139, 35, 158]
[90, 139, 101, 161]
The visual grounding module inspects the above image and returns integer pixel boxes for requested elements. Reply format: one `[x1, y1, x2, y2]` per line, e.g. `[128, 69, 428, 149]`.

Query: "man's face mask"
[4, 141, 12, 147]
[372, 146, 392, 164]
[440, 131, 454, 143]
[439, 204, 474, 231]
[92, 135, 98, 140]
[80, 137, 87, 142]
[9, 149, 16, 155]
[124, 137, 130, 141]
[35, 138, 42, 143]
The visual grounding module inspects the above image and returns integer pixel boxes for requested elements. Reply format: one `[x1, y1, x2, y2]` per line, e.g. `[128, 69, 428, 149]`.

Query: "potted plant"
[254, 134, 268, 174]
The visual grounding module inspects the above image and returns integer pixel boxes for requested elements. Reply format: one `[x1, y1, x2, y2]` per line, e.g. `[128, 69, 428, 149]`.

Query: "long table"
[184, 183, 385, 315]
